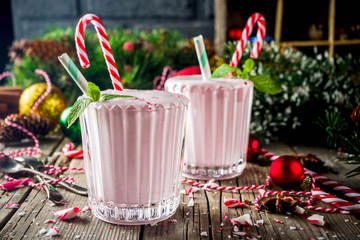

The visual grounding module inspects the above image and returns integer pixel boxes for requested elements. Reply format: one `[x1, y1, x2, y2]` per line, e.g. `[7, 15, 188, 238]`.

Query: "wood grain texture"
[1, 139, 360, 239]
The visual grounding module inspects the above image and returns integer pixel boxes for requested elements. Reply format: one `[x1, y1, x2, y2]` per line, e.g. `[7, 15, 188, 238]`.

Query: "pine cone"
[8, 39, 28, 64]
[9, 39, 76, 64]
[351, 103, 360, 127]
[25, 39, 76, 63]
[0, 114, 50, 144]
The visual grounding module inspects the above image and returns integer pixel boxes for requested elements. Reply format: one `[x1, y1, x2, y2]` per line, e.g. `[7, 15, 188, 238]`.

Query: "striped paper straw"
[193, 35, 211, 81]
[58, 53, 88, 95]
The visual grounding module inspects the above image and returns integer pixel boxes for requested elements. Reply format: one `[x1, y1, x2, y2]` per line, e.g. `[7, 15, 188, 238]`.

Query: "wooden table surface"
[1, 134, 360, 240]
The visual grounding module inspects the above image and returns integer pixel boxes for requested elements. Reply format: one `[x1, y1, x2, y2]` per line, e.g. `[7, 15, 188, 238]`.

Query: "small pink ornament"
[224, 197, 246, 208]
[307, 214, 325, 226]
[54, 207, 80, 220]
[123, 42, 134, 51]
[4, 202, 20, 209]
[229, 214, 253, 226]
[45, 227, 59, 237]
[0, 178, 31, 191]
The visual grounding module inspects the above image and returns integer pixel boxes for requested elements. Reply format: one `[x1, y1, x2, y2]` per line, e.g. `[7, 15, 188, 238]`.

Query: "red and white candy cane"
[0, 71, 16, 86]
[153, 66, 177, 90]
[258, 148, 360, 213]
[31, 69, 52, 114]
[305, 168, 360, 203]
[75, 13, 123, 91]
[230, 13, 266, 68]
[4, 175, 75, 188]
[62, 142, 84, 159]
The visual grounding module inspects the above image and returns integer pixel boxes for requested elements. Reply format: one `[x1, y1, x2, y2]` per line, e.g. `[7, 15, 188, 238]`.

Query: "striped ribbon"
[31, 69, 52, 114]
[75, 14, 123, 91]
[0, 71, 16, 86]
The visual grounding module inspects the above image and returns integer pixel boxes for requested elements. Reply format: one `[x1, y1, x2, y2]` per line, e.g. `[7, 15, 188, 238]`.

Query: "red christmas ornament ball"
[269, 155, 304, 186]
[247, 134, 262, 161]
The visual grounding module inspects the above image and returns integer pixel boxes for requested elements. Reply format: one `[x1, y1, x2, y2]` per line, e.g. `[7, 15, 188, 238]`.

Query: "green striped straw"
[58, 53, 88, 95]
[193, 35, 212, 81]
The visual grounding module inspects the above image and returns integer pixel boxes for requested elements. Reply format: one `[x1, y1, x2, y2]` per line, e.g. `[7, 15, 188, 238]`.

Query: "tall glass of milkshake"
[165, 75, 253, 180]
[79, 89, 188, 225]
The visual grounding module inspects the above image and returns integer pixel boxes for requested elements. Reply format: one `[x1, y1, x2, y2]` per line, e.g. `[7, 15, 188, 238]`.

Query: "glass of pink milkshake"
[165, 75, 253, 180]
[79, 89, 188, 225]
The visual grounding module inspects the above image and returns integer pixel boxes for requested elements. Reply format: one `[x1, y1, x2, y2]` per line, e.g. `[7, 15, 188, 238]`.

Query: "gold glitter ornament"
[19, 83, 67, 128]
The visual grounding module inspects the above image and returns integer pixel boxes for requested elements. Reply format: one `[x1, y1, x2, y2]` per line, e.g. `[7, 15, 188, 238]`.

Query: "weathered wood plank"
[0, 133, 64, 236]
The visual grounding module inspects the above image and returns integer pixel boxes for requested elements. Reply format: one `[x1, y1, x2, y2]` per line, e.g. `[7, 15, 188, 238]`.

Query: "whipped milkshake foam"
[79, 89, 188, 225]
[165, 75, 253, 180]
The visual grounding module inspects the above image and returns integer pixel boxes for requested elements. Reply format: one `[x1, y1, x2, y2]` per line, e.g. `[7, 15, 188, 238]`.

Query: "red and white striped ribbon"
[153, 66, 177, 90]
[182, 175, 271, 192]
[230, 13, 266, 68]
[75, 13, 123, 91]
[1, 114, 41, 158]
[0, 71, 16, 86]
[31, 69, 52, 114]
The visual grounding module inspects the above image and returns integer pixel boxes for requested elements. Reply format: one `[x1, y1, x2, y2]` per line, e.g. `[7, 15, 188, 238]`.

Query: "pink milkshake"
[165, 75, 253, 180]
[79, 89, 188, 225]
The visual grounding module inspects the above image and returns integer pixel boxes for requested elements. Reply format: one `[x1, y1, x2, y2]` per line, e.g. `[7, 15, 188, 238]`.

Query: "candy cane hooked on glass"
[230, 13, 266, 68]
[75, 13, 123, 91]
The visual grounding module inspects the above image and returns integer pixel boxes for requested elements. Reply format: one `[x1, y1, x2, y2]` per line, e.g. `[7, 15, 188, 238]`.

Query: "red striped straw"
[31, 69, 52, 114]
[75, 13, 123, 91]
[230, 13, 266, 68]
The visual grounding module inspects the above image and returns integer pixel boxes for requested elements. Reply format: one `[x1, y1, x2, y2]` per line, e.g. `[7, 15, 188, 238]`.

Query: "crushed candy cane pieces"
[200, 231, 208, 237]
[293, 205, 306, 215]
[230, 214, 253, 226]
[81, 206, 90, 213]
[256, 220, 264, 226]
[307, 214, 325, 226]
[4, 202, 20, 209]
[224, 197, 246, 208]
[54, 207, 80, 220]
[233, 232, 249, 237]
[274, 219, 282, 223]
[45, 227, 59, 237]
[44, 219, 56, 224]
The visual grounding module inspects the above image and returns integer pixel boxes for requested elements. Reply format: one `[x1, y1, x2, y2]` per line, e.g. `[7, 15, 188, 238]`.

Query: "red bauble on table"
[269, 155, 304, 186]
[247, 134, 262, 161]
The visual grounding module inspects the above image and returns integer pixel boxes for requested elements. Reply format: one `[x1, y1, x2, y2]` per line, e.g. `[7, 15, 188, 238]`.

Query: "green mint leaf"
[241, 59, 255, 79]
[212, 64, 239, 78]
[100, 94, 135, 101]
[242, 71, 250, 80]
[67, 98, 93, 128]
[249, 75, 283, 95]
[244, 59, 255, 72]
[87, 82, 100, 101]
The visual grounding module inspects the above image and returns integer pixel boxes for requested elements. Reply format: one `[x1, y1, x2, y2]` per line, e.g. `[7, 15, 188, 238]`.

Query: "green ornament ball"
[60, 106, 82, 143]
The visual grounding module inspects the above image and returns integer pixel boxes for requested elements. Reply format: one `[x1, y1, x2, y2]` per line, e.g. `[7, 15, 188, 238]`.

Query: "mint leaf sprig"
[67, 82, 134, 128]
[211, 59, 282, 95]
